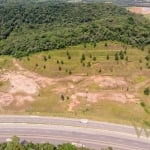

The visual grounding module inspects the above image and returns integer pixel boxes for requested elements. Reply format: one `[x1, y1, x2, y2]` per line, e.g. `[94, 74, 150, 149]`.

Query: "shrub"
[144, 87, 150, 95]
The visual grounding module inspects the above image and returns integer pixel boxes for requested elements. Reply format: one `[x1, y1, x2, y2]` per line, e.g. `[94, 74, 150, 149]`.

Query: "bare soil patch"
[129, 7, 150, 14]
[0, 59, 54, 107]
[89, 76, 127, 88]
[0, 59, 141, 111]
[0, 92, 14, 107]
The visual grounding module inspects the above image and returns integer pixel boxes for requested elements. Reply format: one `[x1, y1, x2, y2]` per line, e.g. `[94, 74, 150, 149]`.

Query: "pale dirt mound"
[0, 92, 14, 107]
[89, 76, 127, 88]
[0, 59, 54, 107]
[59, 75, 85, 83]
[0, 92, 34, 107]
[68, 91, 138, 111]
[2, 72, 39, 94]
[15, 95, 34, 106]
[13, 59, 54, 88]
[129, 7, 150, 14]
[106, 93, 139, 103]
[70, 92, 139, 104]
[68, 95, 80, 112]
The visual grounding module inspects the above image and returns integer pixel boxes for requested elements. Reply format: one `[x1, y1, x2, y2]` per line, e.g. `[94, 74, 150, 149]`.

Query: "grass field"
[0, 41, 150, 126]
[145, 14, 150, 20]
[19, 41, 148, 77]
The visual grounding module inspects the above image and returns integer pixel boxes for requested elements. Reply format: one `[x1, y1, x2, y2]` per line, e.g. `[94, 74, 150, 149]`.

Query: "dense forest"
[0, 0, 150, 57]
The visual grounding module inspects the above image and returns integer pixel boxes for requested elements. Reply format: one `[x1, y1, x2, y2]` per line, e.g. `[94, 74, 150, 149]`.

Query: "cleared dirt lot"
[129, 7, 150, 14]
[0, 59, 140, 111]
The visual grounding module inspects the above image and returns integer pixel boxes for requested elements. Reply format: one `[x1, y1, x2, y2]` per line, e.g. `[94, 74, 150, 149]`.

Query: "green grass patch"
[144, 14, 150, 20]
[134, 76, 147, 83]
[0, 56, 14, 71]
[19, 41, 148, 78]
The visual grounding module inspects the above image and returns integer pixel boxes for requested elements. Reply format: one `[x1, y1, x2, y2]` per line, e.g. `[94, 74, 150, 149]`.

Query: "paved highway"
[0, 115, 150, 150]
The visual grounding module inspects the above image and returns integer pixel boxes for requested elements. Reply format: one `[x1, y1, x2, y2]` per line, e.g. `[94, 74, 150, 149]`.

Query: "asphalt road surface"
[0, 115, 150, 150]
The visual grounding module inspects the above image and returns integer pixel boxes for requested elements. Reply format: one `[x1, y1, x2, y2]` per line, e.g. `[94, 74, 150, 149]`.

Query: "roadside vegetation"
[0, 136, 113, 150]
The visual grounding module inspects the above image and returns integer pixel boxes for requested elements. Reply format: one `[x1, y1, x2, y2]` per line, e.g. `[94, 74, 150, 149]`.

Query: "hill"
[0, 41, 150, 126]
[0, 1, 150, 57]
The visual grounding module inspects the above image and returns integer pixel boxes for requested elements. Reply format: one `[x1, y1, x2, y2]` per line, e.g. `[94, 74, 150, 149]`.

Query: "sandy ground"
[0, 59, 142, 111]
[129, 7, 150, 14]
[54, 75, 139, 111]
[0, 59, 54, 107]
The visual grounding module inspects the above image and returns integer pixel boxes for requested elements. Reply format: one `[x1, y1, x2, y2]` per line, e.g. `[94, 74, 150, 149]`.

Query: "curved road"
[0, 115, 150, 150]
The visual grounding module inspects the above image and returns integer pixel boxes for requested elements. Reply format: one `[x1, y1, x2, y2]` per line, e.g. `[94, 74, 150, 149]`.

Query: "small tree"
[57, 60, 59, 64]
[87, 62, 91, 67]
[48, 55, 51, 59]
[68, 55, 71, 60]
[93, 42, 96, 48]
[115, 53, 119, 61]
[144, 87, 150, 95]
[66, 51, 69, 56]
[84, 42, 86, 48]
[35, 63, 38, 67]
[104, 42, 108, 47]
[81, 53, 85, 61]
[58, 66, 62, 71]
[119, 50, 124, 60]
[99, 68, 102, 73]
[125, 56, 128, 62]
[106, 54, 109, 60]
[43, 56, 47, 62]
[89, 53, 92, 58]
[124, 50, 127, 55]
[43, 65, 46, 69]
[69, 70, 72, 75]
[27, 57, 30, 61]
[82, 62, 85, 67]
[146, 62, 149, 66]
[139, 59, 142, 63]
[145, 55, 150, 61]
[93, 56, 96, 61]
[60, 94, 65, 101]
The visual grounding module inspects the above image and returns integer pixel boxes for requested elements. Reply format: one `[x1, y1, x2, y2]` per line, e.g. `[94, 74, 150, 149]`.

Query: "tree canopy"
[0, 1, 150, 57]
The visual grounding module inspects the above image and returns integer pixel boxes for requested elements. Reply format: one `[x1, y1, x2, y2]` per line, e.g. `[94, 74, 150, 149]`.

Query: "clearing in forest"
[0, 41, 150, 125]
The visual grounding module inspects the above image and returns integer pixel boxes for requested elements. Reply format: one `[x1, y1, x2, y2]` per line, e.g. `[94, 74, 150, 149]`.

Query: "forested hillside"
[0, 1, 150, 57]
